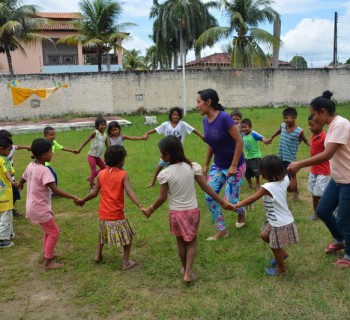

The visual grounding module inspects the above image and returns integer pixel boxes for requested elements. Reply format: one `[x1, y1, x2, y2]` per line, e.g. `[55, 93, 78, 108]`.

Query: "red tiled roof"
[37, 12, 82, 19]
[186, 53, 231, 67]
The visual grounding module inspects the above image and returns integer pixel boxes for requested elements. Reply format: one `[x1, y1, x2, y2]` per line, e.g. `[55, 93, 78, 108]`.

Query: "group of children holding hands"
[0, 92, 333, 279]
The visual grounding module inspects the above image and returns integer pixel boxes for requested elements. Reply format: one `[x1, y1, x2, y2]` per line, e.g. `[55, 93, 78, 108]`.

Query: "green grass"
[1, 106, 350, 319]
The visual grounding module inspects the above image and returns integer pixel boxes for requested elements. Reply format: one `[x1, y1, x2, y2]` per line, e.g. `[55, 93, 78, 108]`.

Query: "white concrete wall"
[0, 68, 349, 121]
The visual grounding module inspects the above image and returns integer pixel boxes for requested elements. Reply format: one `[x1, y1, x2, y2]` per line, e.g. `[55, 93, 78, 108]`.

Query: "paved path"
[0, 116, 132, 134]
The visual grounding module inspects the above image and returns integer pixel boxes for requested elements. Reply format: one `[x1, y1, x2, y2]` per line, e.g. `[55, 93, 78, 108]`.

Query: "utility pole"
[333, 12, 338, 68]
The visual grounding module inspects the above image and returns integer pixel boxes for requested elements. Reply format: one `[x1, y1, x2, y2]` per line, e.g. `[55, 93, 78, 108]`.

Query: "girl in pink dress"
[19, 138, 78, 270]
[142, 136, 235, 283]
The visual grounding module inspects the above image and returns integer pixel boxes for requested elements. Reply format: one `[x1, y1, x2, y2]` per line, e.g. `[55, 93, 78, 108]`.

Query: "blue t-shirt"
[203, 111, 245, 168]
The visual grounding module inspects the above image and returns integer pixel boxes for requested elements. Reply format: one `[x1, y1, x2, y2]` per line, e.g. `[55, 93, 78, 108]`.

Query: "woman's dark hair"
[197, 89, 224, 111]
[168, 107, 183, 121]
[158, 136, 192, 167]
[310, 90, 335, 115]
[260, 155, 286, 182]
[104, 145, 126, 166]
[0, 129, 12, 138]
[107, 121, 121, 136]
[31, 138, 52, 159]
[95, 117, 107, 129]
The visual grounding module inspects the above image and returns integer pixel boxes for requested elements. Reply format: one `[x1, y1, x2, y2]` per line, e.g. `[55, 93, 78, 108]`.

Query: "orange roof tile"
[37, 12, 82, 19]
[186, 53, 231, 67]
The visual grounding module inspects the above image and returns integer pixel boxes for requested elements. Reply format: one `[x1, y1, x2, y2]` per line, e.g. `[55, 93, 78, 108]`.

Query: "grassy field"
[1, 106, 350, 319]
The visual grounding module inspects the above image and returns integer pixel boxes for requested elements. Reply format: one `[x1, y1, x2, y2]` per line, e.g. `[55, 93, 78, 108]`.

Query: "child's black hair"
[104, 145, 126, 167]
[158, 136, 192, 167]
[197, 89, 224, 111]
[310, 90, 335, 115]
[240, 118, 252, 127]
[0, 129, 12, 138]
[31, 138, 52, 159]
[230, 109, 242, 119]
[282, 107, 298, 118]
[43, 126, 54, 136]
[168, 107, 183, 121]
[107, 121, 121, 136]
[0, 136, 13, 148]
[260, 155, 286, 182]
[95, 117, 107, 129]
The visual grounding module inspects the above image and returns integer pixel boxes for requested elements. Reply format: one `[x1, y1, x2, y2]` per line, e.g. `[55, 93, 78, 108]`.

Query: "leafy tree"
[58, 0, 135, 72]
[345, 58, 350, 65]
[196, 0, 281, 68]
[123, 49, 147, 70]
[144, 44, 172, 70]
[0, 0, 52, 75]
[290, 55, 307, 68]
[150, 0, 218, 70]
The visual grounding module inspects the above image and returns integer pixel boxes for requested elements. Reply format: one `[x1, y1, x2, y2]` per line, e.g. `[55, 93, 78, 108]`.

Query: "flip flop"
[335, 258, 350, 269]
[43, 262, 64, 270]
[265, 268, 286, 276]
[236, 209, 246, 228]
[325, 241, 345, 253]
[206, 232, 229, 241]
[308, 215, 318, 221]
[270, 255, 289, 267]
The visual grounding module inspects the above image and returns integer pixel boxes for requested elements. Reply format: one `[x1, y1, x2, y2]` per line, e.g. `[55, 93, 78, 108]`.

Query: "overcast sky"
[29, 0, 350, 67]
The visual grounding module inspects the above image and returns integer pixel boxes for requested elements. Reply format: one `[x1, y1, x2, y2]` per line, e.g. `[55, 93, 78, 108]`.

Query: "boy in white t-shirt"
[144, 107, 204, 188]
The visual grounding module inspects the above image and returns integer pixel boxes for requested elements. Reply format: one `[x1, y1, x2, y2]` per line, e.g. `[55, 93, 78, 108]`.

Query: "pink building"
[0, 12, 124, 75]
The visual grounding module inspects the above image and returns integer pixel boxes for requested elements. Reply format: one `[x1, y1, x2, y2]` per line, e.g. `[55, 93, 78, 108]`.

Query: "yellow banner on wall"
[9, 86, 59, 106]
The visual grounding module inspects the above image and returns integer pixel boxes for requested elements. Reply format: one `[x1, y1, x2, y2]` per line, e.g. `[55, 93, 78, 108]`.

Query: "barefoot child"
[269, 107, 309, 200]
[107, 121, 147, 146]
[142, 136, 235, 282]
[18, 138, 78, 269]
[233, 155, 299, 276]
[77, 117, 108, 190]
[144, 107, 204, 188]
[76, 145, 144, 271]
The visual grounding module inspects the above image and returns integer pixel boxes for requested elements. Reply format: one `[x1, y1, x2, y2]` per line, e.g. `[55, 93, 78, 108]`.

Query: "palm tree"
[58, 0, 135, 72]
[150, 0, 219, 70]
[123, 49, 147, 70]
[0, 0, 53, 75]
[144, 44, 173, 70]
[196, 0, 281, 68]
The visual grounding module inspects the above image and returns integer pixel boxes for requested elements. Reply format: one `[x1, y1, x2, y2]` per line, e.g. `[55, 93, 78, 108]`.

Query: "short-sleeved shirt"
[0, 157, 14, 211]
[325, 115, 350, 183]
[98, 167, 127, 220]
[203, 111, 245, 168]
[88, 130, 107, 157]
[310, 131, 330, 175]
[242, 131, 263, 159]
[278, 123, 303, 162]
[45, 140, 63, 166]
[261, 175, 294, 227]
[22, 162, 55, 224]
[157, 162, 202, 210]
[155, 120, 194, 144]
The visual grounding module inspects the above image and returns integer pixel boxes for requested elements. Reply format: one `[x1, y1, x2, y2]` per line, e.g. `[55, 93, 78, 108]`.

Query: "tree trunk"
[5, 47, 14, 75]
[272, 17, 281, 69]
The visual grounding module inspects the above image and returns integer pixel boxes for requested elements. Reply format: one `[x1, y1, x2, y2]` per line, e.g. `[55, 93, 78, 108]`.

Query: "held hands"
[73, 149, 80, 154]
[74, 197, 85, 206]
[287, 162, 300, 174]
[262, 137, 271, 145]
[142, 135, 148, 140]
[141, 205, 155, 218]
[220, 200, 237, 211]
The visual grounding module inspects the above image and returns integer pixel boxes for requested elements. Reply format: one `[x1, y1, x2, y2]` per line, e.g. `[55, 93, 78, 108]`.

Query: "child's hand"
[73, 150, 80, 154]
[221, 200, 236, 211]
[142, 135, 148, 140]
[15, 182, 23, 190]
[74, 198, 85, 206]
[262, 138, 270, 145]
[141, 207, 151, 217]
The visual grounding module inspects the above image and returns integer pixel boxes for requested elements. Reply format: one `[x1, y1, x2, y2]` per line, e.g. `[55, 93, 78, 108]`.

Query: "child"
[269, 107, 309, 200]
[0, 137, 18, 248]
[307, 115, 331, 220]
[76, 145, 144, 271]
[77, 117, 108, 190]
[144, 107, 204, 188]
[231, 109, 243, 132]
[142, 136, 235, 282]
[18, 138, 78, 269]
[43, 126, 78, 197]
[240, 118, 269, 189]
[107, 121, 147, 146]
[0, 129, 30, 217]
[233, 155, 299, 276]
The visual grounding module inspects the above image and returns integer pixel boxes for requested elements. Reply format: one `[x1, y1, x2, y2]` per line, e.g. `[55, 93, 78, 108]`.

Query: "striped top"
[278, 123, 302, 162]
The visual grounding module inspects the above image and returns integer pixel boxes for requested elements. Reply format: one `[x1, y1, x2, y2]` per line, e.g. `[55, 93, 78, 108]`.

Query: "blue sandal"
[270, 255, 288, 267]
[265, 268, 286, 276]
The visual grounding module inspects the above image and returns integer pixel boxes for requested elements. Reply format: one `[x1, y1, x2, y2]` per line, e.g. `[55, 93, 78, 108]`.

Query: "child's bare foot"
[206, 230, 228, 241]
[43, 260, 64, 270]
[183, 272, 198, 282]
[146, 181, 155, 188]
[93, 254, 103, 263]
[122, 259, 137, 271]
[235, 209, 246, 228]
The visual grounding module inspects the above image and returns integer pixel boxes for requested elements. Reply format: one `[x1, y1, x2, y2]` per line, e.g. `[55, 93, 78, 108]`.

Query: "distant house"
[185, 53, 290, 69]
[0, 12, 125, 75]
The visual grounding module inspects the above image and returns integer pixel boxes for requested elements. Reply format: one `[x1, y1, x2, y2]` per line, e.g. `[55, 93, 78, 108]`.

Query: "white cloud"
[123, 35, 152, 54]
[273, 0, 345, 15]
[28, 0, 80, 12]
